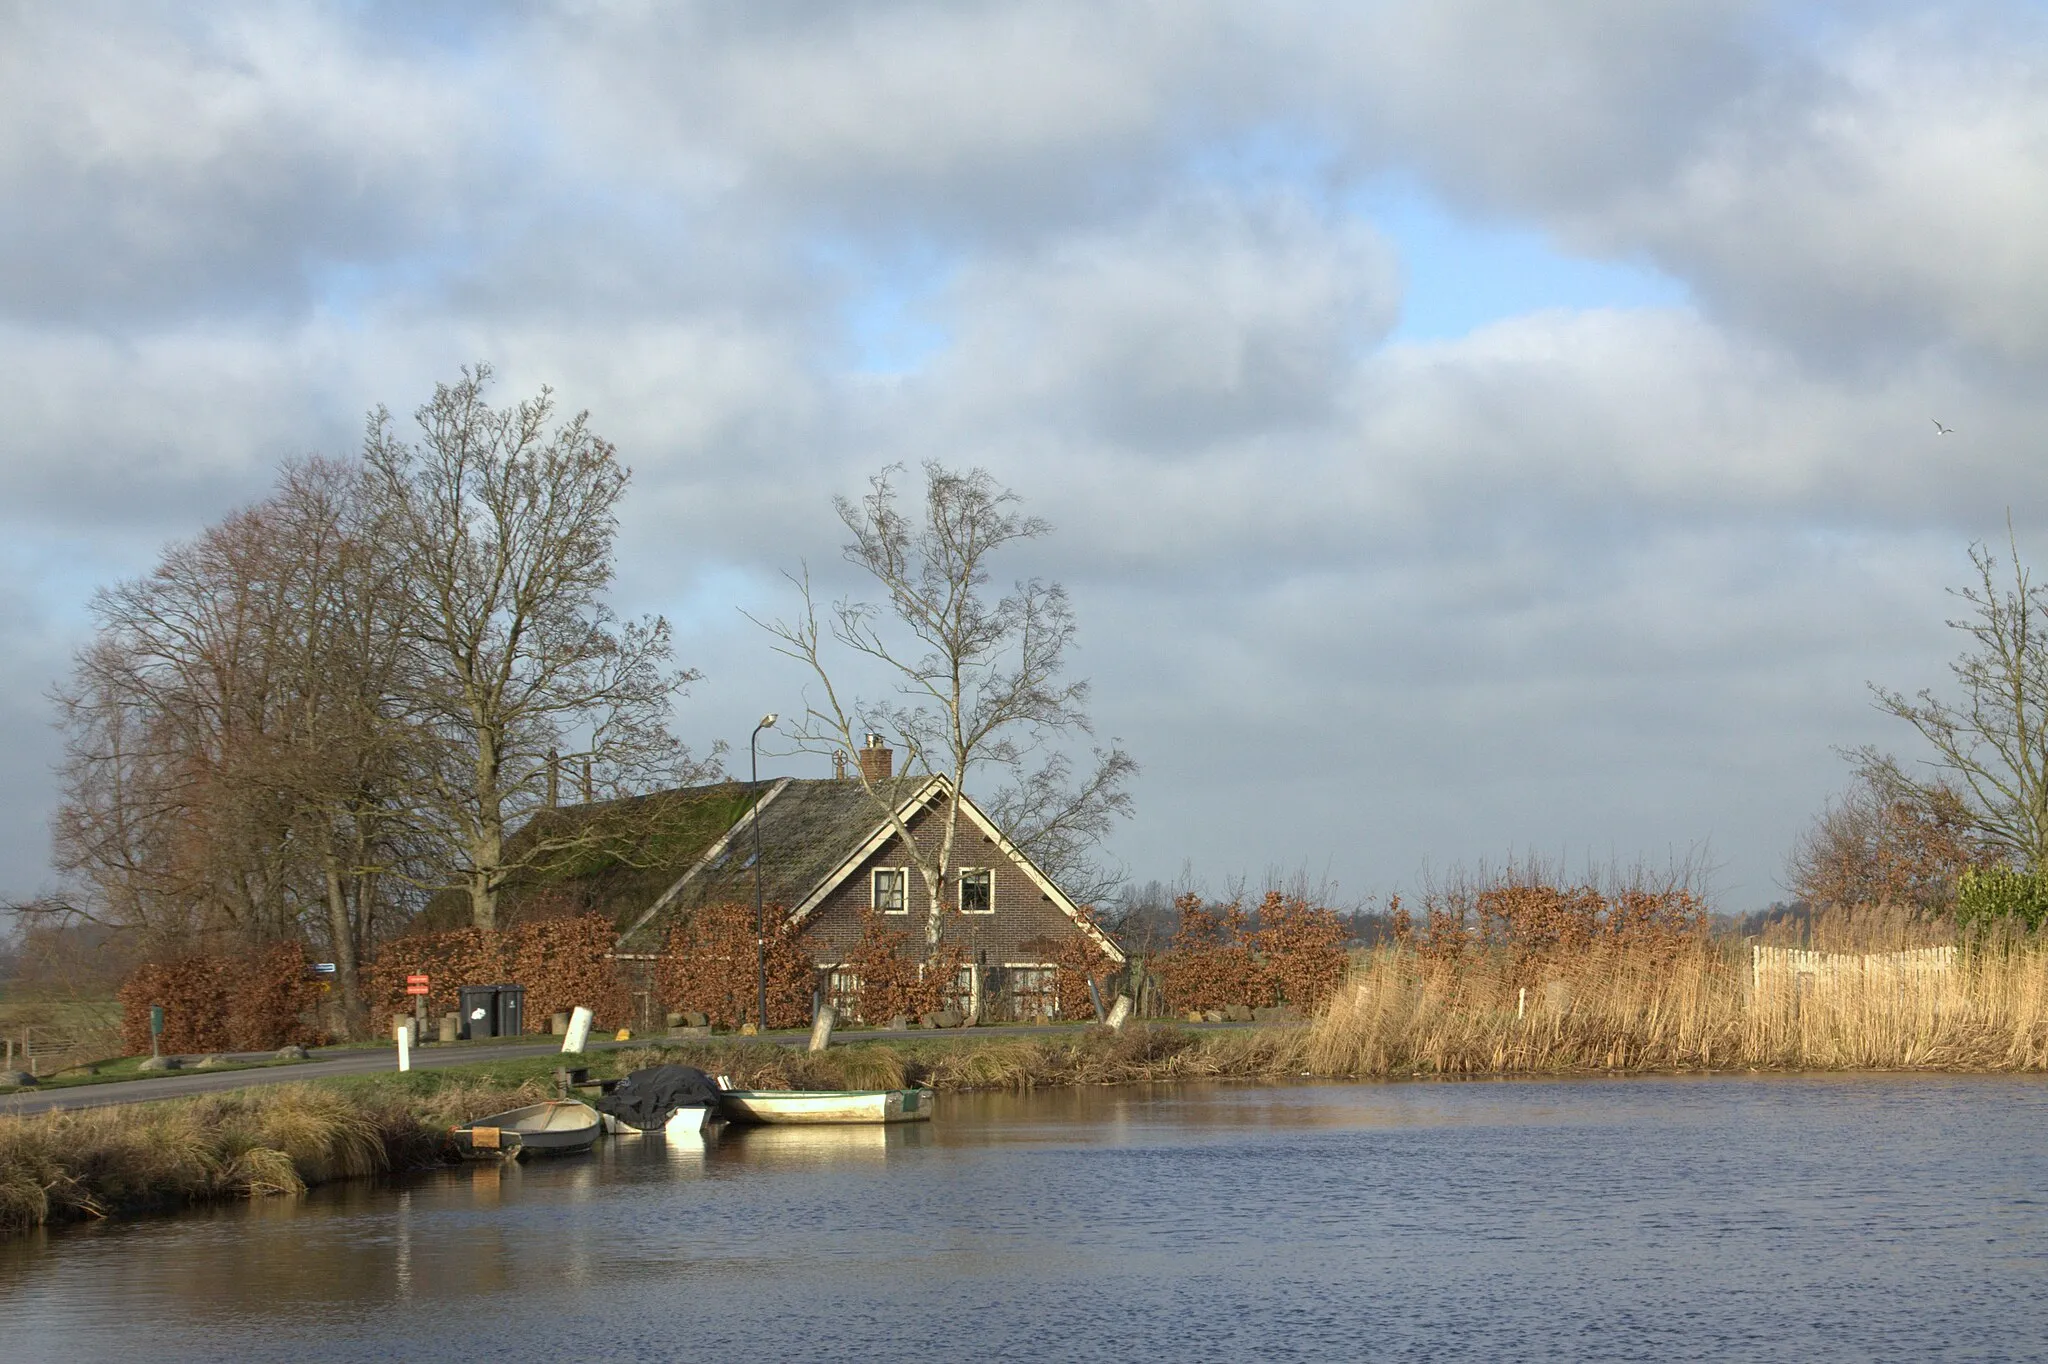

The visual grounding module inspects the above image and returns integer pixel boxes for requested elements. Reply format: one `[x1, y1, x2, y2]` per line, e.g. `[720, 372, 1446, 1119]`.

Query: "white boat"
[601, 1104, 712, 1137]
[714, 1085, 933, 1125]
[450, 1100, 602, 1159]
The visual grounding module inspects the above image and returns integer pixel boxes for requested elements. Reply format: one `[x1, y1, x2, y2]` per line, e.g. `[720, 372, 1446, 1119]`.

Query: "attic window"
[873, 867, 908, 914]
[959, 868, 993, 915]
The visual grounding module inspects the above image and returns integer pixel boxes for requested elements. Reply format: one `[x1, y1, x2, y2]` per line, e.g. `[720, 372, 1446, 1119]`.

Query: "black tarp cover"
[595, 1064, 722, 1130]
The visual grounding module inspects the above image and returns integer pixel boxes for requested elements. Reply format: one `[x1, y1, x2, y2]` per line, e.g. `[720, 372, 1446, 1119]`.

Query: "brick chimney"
[857, 732, 893, 782]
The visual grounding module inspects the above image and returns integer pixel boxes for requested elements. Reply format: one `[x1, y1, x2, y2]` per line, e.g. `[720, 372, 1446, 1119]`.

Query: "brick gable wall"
[795, 794, 1100, 969]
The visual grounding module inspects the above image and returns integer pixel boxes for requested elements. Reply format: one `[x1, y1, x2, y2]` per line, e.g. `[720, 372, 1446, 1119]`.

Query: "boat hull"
[716, 1087, 932, 1125]
[450, 1100, 602, 1160]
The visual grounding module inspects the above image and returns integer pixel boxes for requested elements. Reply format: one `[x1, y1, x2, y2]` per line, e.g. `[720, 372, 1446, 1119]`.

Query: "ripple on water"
[4, 1075, 2047, 1362]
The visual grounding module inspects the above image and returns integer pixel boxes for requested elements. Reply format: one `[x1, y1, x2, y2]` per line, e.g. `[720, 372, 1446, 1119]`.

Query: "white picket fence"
[1750, 944, 1955, 1000]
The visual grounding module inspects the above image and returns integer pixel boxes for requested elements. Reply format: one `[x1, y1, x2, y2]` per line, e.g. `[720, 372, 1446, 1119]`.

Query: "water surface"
[4, 1076, 2046, 1361]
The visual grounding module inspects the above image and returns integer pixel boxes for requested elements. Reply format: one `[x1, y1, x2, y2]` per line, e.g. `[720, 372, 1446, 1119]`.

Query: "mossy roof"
[485, 777, 928, 944]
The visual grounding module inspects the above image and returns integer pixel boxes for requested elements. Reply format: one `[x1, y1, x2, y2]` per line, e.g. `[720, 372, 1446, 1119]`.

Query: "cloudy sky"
[4, 1, 2046, 912]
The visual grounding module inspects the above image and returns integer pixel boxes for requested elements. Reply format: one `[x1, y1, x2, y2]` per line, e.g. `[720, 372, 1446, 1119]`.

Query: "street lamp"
[751, 713, 778, 1033]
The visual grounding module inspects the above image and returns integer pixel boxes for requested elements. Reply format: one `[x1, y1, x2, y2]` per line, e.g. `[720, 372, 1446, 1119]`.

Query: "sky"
[4, 0, 2047, 914]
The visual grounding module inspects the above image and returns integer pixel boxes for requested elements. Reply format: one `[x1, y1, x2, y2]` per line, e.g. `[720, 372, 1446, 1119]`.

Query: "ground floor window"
[827, 967, 861, 1017]
[1001, 964, 1059, 1020]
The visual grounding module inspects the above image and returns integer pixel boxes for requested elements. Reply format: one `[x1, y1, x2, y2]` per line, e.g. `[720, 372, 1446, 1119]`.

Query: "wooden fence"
[1750, 944, 1956, 1002]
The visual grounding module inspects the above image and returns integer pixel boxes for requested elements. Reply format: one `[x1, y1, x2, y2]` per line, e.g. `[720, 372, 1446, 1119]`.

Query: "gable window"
[872, 867, 909, 914]
[958, 868, 993, 914]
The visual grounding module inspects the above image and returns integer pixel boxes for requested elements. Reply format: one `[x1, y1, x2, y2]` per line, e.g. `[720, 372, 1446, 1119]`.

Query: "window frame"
[871, 866, 910, 915]
[958, 866, 994, 915]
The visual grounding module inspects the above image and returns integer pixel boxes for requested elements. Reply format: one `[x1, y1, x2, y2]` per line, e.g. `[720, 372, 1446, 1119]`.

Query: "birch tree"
[758, 462, 1135, 959]
[1873, 531, 2048, 870]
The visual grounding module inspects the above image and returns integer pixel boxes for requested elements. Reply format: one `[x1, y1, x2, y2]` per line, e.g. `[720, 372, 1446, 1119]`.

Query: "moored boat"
[450, 1100, 602, 1160]
[714, 1085, 933, 1125]
[602, 1104, 712, 1137]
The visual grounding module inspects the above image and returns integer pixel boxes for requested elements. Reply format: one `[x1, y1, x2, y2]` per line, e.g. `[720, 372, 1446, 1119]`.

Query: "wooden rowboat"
[714, 1086, 932, 1126]
[450, 1100, 602, 1160]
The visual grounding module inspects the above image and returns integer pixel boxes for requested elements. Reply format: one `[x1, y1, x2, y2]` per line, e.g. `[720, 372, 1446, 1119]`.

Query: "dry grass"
[613, 1026, 1302, 1094]
[1304, 941, 2048, 1076]
[0, 1074, 553, 1235]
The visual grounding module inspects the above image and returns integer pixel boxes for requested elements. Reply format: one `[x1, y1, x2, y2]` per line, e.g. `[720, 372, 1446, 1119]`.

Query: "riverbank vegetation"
[12, 921, 2048, 1237]
[0, 1027, 1291, 1234]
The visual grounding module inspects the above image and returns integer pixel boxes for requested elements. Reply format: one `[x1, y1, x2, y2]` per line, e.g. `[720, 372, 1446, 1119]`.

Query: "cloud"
[4, 1, 2048, 911]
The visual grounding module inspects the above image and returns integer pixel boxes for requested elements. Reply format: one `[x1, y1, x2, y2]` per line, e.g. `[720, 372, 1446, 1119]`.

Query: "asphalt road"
[0, 1037, 637, 1117]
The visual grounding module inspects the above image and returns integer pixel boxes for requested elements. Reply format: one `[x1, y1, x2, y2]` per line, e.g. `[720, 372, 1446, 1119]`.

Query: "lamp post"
[751, 713, 778, 1032]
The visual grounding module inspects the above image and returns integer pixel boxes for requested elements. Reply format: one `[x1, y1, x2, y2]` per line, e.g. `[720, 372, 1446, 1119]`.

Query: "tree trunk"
[322, 852, 363, 1040]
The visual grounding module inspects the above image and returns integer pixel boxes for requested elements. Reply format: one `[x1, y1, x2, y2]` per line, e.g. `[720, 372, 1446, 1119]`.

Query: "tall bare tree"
[51, 459, 419, 1033]
[1873, 530, 2048, 871]
[758, 462, 1135, 958]
[363, 364, 712, 930]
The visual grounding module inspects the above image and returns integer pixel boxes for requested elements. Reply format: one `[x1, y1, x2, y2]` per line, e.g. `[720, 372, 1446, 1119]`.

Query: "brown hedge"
[1155, 892, 1348, 1013]
[117, 945, 322, 1054]
[842, 911, 968, 1024]
[655, 901, 815, 1029]
[365, 914, 632, 1031]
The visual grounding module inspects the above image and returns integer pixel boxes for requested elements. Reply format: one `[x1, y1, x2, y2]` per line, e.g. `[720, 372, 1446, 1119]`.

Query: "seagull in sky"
[1932, 419, 1954, 435]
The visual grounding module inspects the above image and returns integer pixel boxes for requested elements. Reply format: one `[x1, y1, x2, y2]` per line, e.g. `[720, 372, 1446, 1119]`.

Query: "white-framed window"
[827, 967, 862, 1017]
[1003, 964, 1058, 1020]
[872, 866, 909, 914]
[958, 867, 993, 914]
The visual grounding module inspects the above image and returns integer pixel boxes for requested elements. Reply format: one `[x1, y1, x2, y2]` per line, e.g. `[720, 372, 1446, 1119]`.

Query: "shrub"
[1955, 865, 2048, 932]
[1252, 892, 1347, 1010]
[841, 910, 967, 1024]
[118, 947, 320, 1054]
[1155, 894, 1262, 1013]
[655, 902, 814, 1029]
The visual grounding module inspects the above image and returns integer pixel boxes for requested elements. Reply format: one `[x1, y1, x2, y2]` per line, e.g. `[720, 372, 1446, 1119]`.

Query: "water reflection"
[6, 1076, 2048, 1363]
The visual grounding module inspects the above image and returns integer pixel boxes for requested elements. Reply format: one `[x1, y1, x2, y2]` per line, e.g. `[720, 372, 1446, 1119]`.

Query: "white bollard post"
[1518, 986, 1527, 1021]
[808, 1003, 837, 1053]
[1105, 995, 1132, 1032]
[395, 1019, 411, 1072]
[562, 1005, 594, 1054]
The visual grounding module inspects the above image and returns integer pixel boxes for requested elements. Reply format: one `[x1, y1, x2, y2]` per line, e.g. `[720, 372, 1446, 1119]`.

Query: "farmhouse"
[501, 739, 1123, 1021]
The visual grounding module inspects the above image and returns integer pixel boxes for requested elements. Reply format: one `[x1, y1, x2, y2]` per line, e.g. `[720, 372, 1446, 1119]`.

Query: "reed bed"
[1302, 941, 2048, 1076]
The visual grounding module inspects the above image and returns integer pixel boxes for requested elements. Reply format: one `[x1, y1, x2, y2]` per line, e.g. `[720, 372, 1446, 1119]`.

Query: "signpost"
[149, 1005, 165, 1058]
[407, 974, 430, 1040]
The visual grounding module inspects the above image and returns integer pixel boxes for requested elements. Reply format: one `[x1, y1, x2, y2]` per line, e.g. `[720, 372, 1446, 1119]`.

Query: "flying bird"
[1932, 419, 1954, 435]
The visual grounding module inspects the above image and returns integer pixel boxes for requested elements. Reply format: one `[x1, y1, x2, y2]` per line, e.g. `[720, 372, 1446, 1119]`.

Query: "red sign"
[406, 974, 430, 996]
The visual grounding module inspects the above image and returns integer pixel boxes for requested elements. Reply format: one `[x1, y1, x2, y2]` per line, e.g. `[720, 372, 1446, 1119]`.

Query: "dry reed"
[1303, 941, 2048, 1076]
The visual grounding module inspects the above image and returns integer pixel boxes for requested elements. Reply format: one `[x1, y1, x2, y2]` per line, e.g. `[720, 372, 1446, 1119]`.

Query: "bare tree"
[1873, 530, 2048, 870]
[757, 462, 1135, 958]
[50, 460, 420, 1034]
[363, 364, 714, 930]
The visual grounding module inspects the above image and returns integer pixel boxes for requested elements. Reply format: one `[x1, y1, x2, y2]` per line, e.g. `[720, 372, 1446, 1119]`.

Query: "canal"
[5, 1076, 2046, 1360]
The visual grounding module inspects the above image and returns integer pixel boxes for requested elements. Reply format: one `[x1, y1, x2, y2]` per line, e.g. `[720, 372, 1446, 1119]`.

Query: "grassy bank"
[1304, 940, 2048, 1075]
[0, 1026, 1293, 1235]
